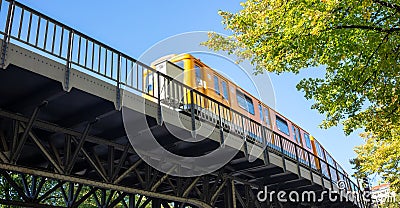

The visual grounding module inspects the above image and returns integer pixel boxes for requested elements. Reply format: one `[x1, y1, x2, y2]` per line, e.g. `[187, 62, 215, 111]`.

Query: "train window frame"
[214, 76, 220, 95]
[304, 133, 312, 149]
[221, 80, 229, 100]
[275, 116, 290, 136]
[236, 90, 255, 115]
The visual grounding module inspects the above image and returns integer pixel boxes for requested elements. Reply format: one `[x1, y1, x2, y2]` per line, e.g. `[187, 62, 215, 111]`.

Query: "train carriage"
[145, 53, 346, 179]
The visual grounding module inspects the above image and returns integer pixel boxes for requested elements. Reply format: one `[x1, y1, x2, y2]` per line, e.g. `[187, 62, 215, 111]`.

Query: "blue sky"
[16, 0, 365, 180]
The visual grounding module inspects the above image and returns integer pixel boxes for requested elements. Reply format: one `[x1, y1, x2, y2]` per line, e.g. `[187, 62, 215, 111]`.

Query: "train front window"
[236, 90, 255, 115]
[304, 133, 311, 149]
[214, 76, 220, 95]
[195, 65, 202, 86]
[221, 80, 229, 100]
[275, 116, 289, 135]
[175, 60, 184, 69]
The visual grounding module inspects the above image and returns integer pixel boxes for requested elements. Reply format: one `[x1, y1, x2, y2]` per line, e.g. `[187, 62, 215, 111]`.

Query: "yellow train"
[144, 53, 347, 183]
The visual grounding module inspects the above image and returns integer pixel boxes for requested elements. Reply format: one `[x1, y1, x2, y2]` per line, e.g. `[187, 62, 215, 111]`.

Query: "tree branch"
[360, 32, 391, 88]
[333, 25, 400, 32]
[373, 0, 400, 14]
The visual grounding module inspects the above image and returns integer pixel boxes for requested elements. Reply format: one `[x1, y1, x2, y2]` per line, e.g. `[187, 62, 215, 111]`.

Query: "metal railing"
[0, 0, 365, 207]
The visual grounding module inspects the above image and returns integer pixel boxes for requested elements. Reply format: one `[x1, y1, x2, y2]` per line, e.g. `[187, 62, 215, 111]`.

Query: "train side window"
[236, 91, 246, 109]
[304, 133, 311, 149]
[195, 65, 202, 86]
[326, 153, 335, 166]
[295, 128, 301, 143]
[259, 104, 264, 122]
[292, 126, 301, 143]
[275, 116, 289, 135]
[315, 141, 325, 158]
[214, 76, 220, 95]
[264, 108, 271, 126]
[221, 80, 229, 100]
[246, 97, 255, 115]
[292, 126, 297, 142]
[236, 90, 255, 115]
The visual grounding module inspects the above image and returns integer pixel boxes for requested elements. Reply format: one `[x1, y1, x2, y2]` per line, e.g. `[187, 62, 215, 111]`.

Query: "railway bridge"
[0, 0, 366, 207]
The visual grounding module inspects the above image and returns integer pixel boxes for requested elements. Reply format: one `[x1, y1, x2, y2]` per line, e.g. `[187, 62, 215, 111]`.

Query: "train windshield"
[195, 65, 202, 86]
[175, 60, 184, 68]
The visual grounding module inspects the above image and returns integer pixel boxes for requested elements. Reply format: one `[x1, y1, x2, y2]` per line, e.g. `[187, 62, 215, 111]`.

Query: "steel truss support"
[0, 109, 275, 208]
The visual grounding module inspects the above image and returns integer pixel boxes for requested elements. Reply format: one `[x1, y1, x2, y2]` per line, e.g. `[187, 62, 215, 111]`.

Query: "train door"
[303, 133, 316, 169]
[312, 139, 329, 177]
[291, 125, 306, 164]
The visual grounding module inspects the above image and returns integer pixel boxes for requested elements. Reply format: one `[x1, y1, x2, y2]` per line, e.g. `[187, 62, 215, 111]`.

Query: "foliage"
[203, 0, 400, 189]
[352, 130, 400, 193]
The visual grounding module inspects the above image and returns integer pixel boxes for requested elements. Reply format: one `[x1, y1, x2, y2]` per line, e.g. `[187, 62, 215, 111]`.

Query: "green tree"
[203, 0, 400, 190]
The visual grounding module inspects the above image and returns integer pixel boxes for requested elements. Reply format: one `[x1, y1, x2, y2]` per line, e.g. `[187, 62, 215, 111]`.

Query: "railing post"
[157, 71, 163, 125]
[356, 178, 366, 207]
[260, 126, 269, 165]
[278, 136, 286, 171]
[64, 30, 74, 92]
[217, 104, 224, 144]
[307, 152, 314, 183]
[323, 154, 334, 189]
[190, 89, 196, 138]
[115, 53, 122, 110]
[335, 163, 343, 190]
[241, 115, 249, 159]
[1, 0, 15, 69]
[319, 158, 324, 187]
[294, 144, 301, 177]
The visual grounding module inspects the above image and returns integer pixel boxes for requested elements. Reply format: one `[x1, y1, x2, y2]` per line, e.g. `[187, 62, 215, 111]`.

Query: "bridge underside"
[0, 40, 361, 208]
